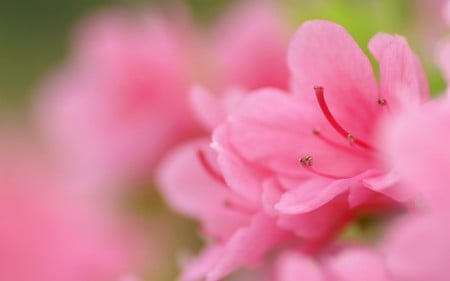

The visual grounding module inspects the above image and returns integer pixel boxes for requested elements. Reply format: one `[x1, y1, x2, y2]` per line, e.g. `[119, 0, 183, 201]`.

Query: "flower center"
[298, 86, 386, 179]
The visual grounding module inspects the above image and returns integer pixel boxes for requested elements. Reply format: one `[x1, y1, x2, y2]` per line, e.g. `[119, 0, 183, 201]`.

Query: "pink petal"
[369, 33, 429, 110]
[384, 215, 450, 281]
[156, 139, 251, 240]
[276, 170, 378, 214]
[274, 251, 326, 281]
[324, 245, 392, 281]
[361, 171, 409, 202]
[180, 214, 290, 281]
[212, 124, 268, 203]
[189, 86, 226, 132]
[276, 194, 351, 239]
[288, 20, 378, 141]
[206, 213, 290, 281]
[189, 85, 246, 132]
[218, 88, 371, 178]
[381, 98, 450, 211]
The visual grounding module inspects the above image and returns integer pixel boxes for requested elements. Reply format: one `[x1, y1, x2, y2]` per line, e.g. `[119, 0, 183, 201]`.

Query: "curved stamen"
[313, 129, 367, 156]
[197, 149, 227, 185]
[299, 156, 344, 180]
[314, 86, 374, 151]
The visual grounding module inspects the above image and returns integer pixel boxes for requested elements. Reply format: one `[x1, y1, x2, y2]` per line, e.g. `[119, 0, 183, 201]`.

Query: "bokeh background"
[0, 0, 446, 110]
[0, 1, 447, 280]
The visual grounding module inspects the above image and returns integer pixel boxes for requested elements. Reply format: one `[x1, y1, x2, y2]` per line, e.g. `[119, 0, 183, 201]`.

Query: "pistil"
[314, 86, 374, 151]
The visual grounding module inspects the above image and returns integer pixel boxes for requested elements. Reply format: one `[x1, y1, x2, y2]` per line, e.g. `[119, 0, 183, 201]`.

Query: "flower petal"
[288, 20, 378, 141]
[369, 33, 429, 110]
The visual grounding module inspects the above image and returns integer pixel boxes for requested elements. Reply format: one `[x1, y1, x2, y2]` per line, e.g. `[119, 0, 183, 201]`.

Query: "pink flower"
[213, 20, 428, 243]
[35, 9, 202, 186]
[158, 19, 430, 281]
[0, 138, 142, 281]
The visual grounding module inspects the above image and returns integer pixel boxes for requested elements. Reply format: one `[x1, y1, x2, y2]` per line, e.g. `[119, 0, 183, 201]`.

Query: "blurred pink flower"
[382, 96, 450, 212]
[383, 213, 450, 281]
[274, 245, 392, 281]
[374, 86, 450, 281]
[212, 20, 428, 243]
[34, 9, 202, 186]
[34, 1, 290, 188]
[0, 138, 143, 281]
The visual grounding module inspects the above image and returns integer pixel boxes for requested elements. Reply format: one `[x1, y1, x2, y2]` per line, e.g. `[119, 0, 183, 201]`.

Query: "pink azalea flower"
[0, 138, 143, 281]
[213, 20, 428, 244]
[158, 19, 430, 281]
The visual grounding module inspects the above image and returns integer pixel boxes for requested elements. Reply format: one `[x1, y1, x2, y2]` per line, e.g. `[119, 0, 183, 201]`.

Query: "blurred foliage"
[0, 0, 445, 110]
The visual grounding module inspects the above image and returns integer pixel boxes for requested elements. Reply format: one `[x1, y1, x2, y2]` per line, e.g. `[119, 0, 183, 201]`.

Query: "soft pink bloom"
[212, 20, 428, 244]
[382, 96, 450, 212]
[274, 245, 392, 281]
[0, 139, 142, 281]
[158, 19, 429, 281]
[373, 61, 450, 280]
[383, 213, 450, 281]
[35, 9, 201, 186]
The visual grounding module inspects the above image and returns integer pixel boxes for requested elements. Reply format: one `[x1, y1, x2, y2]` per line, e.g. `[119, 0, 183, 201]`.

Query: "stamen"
[197, 149, 227, 184]
[299, 155, 343, 179]
[313, 86, 374, 151]
[312, 129, 366, 155]
[300, 155, 313, 166]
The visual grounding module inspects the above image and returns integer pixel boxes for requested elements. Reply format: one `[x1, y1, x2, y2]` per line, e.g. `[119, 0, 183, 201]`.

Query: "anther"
[298, 155, 343, 179]
[377, 99, 386, 105]
[313, 86, 374, 151]
[300, 155, 313, 166]
[347, 134, 355, 143]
